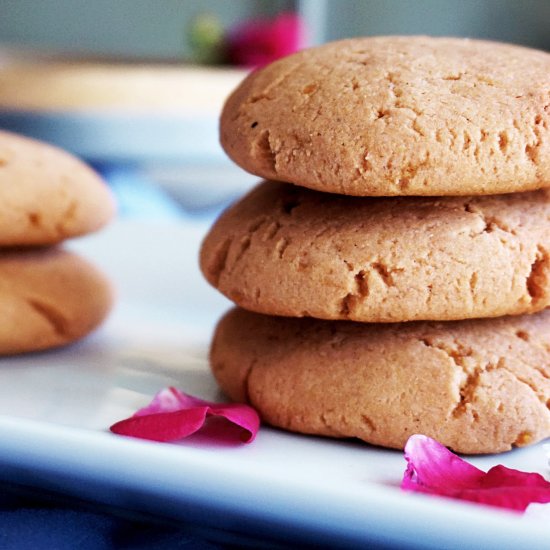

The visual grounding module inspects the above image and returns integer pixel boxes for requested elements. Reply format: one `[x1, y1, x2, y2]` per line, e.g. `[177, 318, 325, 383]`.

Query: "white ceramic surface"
[0, 219, 548, 549]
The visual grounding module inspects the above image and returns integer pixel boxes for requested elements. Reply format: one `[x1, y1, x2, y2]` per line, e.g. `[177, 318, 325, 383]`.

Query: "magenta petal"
[459, 465, 550, 511]
[226, 12, 304, 68]
[110, 387, 260, 443]
[401, 435, 550, 512]
[110, 407, 209, 442]
[133, 387, 209, 416]
[204, 403, 261, 443]
[402, 434, 484, 492]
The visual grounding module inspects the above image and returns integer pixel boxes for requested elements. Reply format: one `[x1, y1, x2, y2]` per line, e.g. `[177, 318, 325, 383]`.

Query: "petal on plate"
[401, 435, 550, 511]
[110, 387, 260, 443]
[133, 387, 209, 416]
[402, 434, 484, 492]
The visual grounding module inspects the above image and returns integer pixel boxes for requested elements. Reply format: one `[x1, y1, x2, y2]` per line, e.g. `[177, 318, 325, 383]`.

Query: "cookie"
[211, 307, 550, 454]
[200, 181, 550, 323]
[221, 36, 550, 196]
[0, 130, 115, 245]
[0, 247, 114, 354]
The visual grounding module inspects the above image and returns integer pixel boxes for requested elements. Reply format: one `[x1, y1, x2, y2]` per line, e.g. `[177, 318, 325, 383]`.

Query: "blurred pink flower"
[110, 387, 260, 443]
[402, 435, 550, 511]
[225, 11, 304, 68]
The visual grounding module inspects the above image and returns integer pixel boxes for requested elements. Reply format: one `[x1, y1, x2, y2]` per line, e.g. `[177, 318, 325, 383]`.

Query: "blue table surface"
[0, 485, 222, 550]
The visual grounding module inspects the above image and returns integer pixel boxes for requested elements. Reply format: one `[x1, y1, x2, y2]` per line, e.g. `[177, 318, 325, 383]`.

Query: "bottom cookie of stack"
[210, 307, 550, 454]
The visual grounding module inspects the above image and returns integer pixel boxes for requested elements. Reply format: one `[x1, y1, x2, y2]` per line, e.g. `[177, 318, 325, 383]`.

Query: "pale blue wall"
[0, 0, 548, 57]
[0, 0, 293, 59]
[324, 0, 550, 50]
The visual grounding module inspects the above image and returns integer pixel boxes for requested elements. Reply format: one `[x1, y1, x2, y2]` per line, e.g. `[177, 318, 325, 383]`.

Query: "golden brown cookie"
[200, 181, 550, 323]
[0, 130, 115, 245]
[0, 247, 114, 354]
[221, 36, 550, 196]
[211, 307, 550, 454]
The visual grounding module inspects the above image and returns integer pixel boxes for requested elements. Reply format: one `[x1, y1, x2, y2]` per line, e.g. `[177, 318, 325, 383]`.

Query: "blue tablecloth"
[0, 489, 221, 549]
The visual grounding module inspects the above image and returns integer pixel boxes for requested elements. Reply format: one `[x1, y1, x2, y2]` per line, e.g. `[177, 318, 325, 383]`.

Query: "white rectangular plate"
[0, 219, 548, 548]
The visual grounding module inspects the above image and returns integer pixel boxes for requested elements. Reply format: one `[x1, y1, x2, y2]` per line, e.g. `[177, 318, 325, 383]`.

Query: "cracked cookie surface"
[200, 181, 550, 322]
[211, 307, 550, 454]
[221, 36, 550, 196]
[0, 247, 114, 354]
[0, 130, 115, 245]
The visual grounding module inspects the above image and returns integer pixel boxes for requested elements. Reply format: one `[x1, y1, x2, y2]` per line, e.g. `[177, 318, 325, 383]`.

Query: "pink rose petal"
[402, 434, 550, 511]
[226, 12, 304, 68]
[110, 387, 260, 443]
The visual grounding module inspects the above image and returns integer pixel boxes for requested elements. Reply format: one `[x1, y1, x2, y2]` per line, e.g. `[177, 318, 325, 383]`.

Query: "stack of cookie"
[200, 36, 550, 454]
[0, 130, 115, 354]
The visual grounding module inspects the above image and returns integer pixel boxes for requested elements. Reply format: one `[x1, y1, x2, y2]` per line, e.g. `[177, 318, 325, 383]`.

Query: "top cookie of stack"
[220, 36, 550, 197]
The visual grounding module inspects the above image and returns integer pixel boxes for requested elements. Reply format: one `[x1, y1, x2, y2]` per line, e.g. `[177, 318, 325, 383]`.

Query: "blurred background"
[0, 0, 549, 218]
[1, 0, 549, 58]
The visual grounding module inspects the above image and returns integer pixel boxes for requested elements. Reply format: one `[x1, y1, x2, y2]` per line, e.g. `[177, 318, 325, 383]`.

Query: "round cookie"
[0, 247, 114, 354]
[0, 130, 115, 245]
[211, 307, 550, 454]
[200, 181, 550, 323]
[221, 36, 550, 196]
